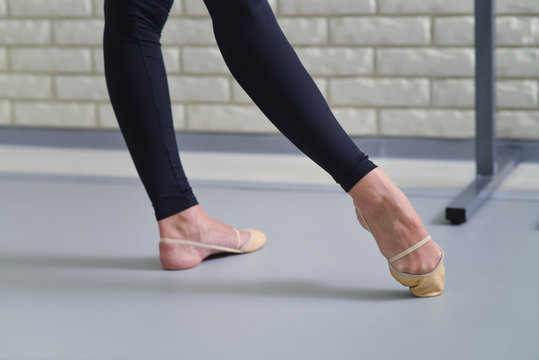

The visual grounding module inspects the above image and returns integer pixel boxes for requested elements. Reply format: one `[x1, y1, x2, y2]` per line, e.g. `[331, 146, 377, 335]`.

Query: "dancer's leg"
[103, 0, 197, 221]
[103, 0, 254, 270]
[204, 0, 376, 191]
[203, 0, 442, 275]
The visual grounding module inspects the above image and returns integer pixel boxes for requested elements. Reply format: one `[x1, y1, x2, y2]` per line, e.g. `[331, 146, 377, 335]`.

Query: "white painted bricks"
[0, 0, 6, 17]
[331, 17, 430, 45]
[0, 20, 50, 44]
[11, 48, 92, 72]
[56, 76, 108, 101]
[168, 76, 229, 102]
[433, 80, 538, 108]
[377, 48, 474, 76]
[330, 78, 429, 106]
[498, 112, 539, 139]
[378, 0, 472, 14]
[0, 100, 9, 125]
[187, 105, 276, 133]
[296, 48, 373, 75]
[380, 110, 475, 138]
[0, 47, 6, 70]
[498, 0, 539, 14]
[0, 0, 538, 139]
[0, 74, 52, 99]
[280, 18, 328, 45]
[9, 0, 93, 17]
[435, 17, 539, 46]
[14, 102, 95, 127]
[161, 19, 215, 45]
[54, 20, 103, 45]
[184, 0, 277, 15]
[279, 0, 375, 15]
[182, 47, 228, 74]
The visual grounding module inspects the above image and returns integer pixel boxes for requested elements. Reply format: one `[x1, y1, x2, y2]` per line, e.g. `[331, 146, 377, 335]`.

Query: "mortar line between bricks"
[4, 44, 539, 49]
[6, 12, 539, 19]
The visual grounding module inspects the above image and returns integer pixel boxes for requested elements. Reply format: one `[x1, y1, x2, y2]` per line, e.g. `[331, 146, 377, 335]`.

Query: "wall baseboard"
[1, 127, 537, 162]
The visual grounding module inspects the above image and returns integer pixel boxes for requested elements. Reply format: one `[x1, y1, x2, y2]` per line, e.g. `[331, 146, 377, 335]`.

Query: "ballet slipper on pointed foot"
[387, 235, 445, 298]
[354, 206, 445, 297]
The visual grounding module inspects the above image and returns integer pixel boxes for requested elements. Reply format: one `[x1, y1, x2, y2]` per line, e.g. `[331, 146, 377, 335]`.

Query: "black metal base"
[445, 147, 521, 224]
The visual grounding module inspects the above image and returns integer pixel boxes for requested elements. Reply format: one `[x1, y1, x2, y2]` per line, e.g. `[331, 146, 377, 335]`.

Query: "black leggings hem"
[338, 157, 378, 193]
[155, 196, 199, 221]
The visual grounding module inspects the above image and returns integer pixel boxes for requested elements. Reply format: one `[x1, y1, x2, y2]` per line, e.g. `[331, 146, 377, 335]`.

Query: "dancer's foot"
[157, 205, 253, 270]
[348, 168, 442, 275]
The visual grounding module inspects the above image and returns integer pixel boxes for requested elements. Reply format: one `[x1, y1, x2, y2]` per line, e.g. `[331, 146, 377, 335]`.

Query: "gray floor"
[1, 173, 538, 360]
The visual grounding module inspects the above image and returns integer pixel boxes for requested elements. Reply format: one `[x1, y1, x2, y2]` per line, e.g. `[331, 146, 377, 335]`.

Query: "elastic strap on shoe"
[159, 237, 244, 254]
[355, 206, 372, 233]
[238, 230, 254, 252]
[388, 235, 431, 264]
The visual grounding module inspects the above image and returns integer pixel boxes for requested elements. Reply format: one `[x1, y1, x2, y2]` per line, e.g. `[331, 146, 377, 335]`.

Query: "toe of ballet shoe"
[241, 229, 266, 253]
[389, 260, 445, 298]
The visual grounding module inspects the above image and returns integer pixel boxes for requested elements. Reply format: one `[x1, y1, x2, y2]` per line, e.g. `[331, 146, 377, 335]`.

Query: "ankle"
[348, 168, 429, 258]
[157, 205, 208, 239]
[349, 169, 392, 210]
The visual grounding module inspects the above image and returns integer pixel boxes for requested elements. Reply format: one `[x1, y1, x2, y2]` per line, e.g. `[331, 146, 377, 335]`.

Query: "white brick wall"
[280, 18, 328, 45]
[0, 100, 10, 125]
[183, 0, 277, 15]
[296, 48, 373, 75]
[0, 74, 52, 98]
[330, 17, 430, 45]
[378, 0, 472, 14]
[0, 20, 50, 44]
[232, 77, 327, 103]
[377, 48, 474, 76]
[9, 0, 93, 17]
[333, 108, 377, 136]
[54, 20, 103, 45]
[14, 102, 95, 127]
[187, 105, 276, 133]
[168, 76, 229, 102]
[55, 75, 108, 101]
[0, 0, 6, 17]
[435, 17, 539, 46]
[498, 49, 539, 78]
[161, 19, 214, 45]
[434, 17, 474, 45]
[0, 47, 6, 69]
[498, 0, 539, 14]
[0, 0, 538, 139]
[380, 110, 475, 138]
[330, 78, 429, 106]
[433, 80, 538, 108]
[182, 47, 228, 74]
[279, 0, 375, 15]
[498, 111, 539, 139]
[10, 47, 92, 72]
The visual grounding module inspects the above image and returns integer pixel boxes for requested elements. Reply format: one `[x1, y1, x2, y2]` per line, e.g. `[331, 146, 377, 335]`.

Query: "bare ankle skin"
[157, 205, 251, 270]
[348, 168, 442, 274]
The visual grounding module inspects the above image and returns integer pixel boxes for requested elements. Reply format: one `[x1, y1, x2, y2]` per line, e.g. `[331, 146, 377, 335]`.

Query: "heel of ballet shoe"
[388, 250, 445, 298]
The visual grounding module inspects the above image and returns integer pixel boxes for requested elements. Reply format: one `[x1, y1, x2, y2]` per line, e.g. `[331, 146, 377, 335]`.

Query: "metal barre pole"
[475, 0, 496, 176]
[445, 0, 521, 224]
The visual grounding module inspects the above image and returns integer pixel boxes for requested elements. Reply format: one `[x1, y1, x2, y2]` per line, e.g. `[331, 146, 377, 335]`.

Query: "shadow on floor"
[0, 250, 412, 302]
[0, 250, 163, 271]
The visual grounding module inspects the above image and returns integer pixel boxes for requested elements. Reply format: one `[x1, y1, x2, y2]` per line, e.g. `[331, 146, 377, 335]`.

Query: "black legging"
[103, 0, 377, 221]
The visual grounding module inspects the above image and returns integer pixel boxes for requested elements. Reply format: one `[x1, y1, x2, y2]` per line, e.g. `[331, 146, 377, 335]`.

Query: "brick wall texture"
[1, 0, 539, 139]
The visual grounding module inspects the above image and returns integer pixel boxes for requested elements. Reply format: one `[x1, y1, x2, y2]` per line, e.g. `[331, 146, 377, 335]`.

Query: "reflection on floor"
[0, 145, 538, 360]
